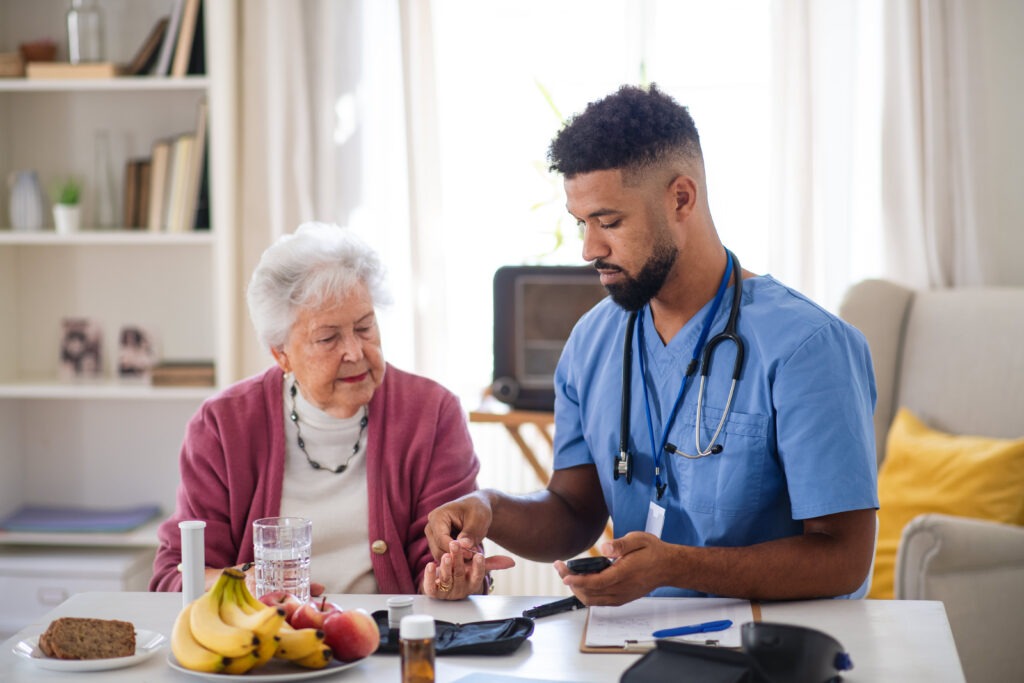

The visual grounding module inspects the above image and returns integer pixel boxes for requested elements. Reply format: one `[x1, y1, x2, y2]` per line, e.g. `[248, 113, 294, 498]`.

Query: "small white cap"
[400, 614, 435, 640]
[178, 520, 206, 530]
[387, 596, 414, 609]
[387, 596, 415, 628]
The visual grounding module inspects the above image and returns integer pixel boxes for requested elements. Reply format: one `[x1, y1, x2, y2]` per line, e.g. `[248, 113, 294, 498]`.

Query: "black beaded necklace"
[289, 381, 368, 474]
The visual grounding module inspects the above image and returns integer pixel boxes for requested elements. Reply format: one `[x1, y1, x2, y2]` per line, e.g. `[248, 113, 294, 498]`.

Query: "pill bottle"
[387, 595, 414, 630]
[400, 614, 435, 683]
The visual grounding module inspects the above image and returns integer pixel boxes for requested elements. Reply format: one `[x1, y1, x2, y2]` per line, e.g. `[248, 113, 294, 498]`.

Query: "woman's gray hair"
[246, 222, 391, 350]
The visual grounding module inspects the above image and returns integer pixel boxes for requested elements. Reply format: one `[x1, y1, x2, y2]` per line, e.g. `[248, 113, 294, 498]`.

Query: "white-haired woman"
[151, 222, 509, 599]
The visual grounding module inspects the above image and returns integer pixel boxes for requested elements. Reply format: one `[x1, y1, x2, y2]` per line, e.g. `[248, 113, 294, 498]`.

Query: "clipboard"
[579, 598, 762, 653]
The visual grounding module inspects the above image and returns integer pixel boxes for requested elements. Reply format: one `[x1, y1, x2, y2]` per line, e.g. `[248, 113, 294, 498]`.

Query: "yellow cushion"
[869, 408, 1024, 599]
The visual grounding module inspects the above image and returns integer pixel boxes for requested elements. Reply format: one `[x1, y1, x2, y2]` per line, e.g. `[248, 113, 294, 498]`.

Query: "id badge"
[644, 500, 666, 538]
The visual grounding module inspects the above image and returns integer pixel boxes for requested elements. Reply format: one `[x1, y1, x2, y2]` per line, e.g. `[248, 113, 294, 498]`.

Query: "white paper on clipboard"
[584, 597, 753, 649]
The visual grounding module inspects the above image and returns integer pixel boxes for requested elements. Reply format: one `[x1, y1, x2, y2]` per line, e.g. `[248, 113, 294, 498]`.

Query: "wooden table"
[0, 592, 965, 682]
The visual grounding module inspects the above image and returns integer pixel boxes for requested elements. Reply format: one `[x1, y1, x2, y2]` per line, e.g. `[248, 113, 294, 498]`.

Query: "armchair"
[839, 279, 1024, 683]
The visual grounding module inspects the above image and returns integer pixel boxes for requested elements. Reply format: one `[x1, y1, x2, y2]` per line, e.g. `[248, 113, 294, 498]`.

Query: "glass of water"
[253, 517, 312, 602]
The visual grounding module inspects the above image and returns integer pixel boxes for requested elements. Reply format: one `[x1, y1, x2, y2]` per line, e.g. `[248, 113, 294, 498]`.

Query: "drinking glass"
[253, 517, 312, 602]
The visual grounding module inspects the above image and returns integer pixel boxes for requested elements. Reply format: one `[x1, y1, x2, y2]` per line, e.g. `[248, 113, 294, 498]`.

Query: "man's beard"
[601, 242, 678, 312]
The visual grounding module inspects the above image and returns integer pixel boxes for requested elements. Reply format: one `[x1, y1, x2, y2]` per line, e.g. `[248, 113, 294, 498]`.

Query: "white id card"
[644, 500, 666, 538]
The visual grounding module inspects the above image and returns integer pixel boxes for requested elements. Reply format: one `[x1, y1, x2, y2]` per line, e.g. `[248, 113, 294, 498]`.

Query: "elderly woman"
[151, 222, 506, 599]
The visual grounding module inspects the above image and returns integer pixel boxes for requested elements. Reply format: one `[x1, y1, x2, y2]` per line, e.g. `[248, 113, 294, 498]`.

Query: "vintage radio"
[491, 265, 606, 411]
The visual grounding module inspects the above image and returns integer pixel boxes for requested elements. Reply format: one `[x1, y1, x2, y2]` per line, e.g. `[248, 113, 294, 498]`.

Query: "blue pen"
[652, 619, 733, 638]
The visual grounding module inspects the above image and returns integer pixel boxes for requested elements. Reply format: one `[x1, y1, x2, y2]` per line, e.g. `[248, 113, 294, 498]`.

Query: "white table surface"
[0, 592, 964, 682]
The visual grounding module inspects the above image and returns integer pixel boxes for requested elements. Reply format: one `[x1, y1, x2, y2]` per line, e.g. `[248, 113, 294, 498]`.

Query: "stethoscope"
[614, 250, 746, 500]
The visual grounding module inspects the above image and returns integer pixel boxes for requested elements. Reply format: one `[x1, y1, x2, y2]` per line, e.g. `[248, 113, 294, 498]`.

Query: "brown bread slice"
[37, 617, 136, 660]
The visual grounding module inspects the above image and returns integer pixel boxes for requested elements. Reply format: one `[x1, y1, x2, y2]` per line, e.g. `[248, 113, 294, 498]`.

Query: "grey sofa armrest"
[896, 513, 1024, 683]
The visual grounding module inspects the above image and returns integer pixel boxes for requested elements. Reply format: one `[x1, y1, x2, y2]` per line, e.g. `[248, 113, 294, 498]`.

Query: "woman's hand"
[422, 541, 514, 600]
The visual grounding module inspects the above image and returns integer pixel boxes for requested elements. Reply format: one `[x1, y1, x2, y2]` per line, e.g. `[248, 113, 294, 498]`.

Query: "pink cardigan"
[150, 364, 480, 594]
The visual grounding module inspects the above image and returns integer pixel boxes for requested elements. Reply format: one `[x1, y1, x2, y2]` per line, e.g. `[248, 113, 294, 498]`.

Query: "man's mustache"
[593, 260, 623, 273]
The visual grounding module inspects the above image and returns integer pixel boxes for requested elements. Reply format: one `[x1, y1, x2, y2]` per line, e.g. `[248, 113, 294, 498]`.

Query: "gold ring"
[436, 577, 453, 592]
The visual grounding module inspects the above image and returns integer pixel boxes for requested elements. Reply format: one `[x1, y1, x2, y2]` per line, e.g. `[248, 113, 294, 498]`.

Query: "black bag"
[621, 622, 853, 683]
[371, 610, 534, 656]
[621, 640, 757, 683]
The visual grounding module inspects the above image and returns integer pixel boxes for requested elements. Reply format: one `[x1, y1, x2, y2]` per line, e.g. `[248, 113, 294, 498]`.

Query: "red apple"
[257, 590, 303, 622]
[290, 596, 342, 630]
[322, 608, 380, 662]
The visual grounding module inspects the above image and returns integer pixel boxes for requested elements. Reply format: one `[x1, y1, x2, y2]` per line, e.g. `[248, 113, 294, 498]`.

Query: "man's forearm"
[483, 487, 606, 562]
[655, 511, 876, 599]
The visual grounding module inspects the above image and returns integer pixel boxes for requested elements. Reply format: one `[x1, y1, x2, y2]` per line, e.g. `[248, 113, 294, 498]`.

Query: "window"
[429, 0, 774, 404]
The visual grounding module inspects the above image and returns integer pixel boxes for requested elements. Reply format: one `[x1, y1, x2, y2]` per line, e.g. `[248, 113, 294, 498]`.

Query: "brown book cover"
[26, 62, 122, 79]
[171, 0, 201, 78]
[136, 160, 151, 230]
[151, 360, 215, 387]
[127, 16, 170, 76]
[123, 159, 140, 229]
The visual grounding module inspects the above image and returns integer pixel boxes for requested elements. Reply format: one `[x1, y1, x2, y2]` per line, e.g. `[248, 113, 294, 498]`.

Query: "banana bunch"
[171, 567, 332, 674]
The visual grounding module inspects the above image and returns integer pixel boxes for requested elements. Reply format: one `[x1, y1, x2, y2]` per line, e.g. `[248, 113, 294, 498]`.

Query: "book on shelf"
[26, 61, 122, 79]
[123, 158, 139, 229]
[186, 0, 207, 75]
[0, 503, 161, 533]
[179, 99, 208, 231]
[126, 15, 170, 76]
[171, 0, 202, 77]
[164, 133, 195, 232]
[122, 157, 151, 229]
[151, 360, 215, 387]
[137, 159, 152, 230]
[152, 0, 186, 76]
[147, 138, 172, 232]
[192, 146, 210, 230]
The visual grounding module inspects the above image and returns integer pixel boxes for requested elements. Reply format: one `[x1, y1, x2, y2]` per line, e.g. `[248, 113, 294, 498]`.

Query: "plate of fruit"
[169, 568, 379, 680]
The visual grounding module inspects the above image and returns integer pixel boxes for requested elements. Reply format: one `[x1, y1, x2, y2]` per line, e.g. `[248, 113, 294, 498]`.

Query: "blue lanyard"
[636, 253, 733, 499]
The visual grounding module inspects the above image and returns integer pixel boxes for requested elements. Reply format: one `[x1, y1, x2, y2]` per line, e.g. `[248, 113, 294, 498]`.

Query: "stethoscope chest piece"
[613, 450, 633, 484]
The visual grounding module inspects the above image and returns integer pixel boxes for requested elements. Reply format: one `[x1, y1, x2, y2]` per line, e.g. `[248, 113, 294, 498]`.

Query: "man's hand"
[555, 532, 667, 606]
[425, 491, 494, 562]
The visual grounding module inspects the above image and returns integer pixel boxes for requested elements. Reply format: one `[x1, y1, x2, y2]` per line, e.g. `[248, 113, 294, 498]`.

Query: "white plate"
[167, 654, 365, 681]
[12, 628, 166, 672]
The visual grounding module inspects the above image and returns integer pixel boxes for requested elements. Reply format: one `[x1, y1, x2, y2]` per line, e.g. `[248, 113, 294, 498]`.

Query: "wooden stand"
[469, 408, 612, 555]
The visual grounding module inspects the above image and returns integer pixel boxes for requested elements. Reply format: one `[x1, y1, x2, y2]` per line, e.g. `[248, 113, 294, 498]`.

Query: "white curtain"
[769, 0, 884, 311]
[236, 0, 424, 377]
[882, 0, 985, 288]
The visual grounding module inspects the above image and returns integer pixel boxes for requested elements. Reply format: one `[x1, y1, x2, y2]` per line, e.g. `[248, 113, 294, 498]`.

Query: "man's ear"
[667, 174, 698, 218]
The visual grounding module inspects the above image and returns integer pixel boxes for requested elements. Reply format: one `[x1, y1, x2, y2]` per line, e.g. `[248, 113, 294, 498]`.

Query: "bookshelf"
[0, 0, 238, 554]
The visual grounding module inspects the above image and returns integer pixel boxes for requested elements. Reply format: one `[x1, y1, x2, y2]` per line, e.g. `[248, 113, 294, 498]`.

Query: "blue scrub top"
[553, 275, 879, 598]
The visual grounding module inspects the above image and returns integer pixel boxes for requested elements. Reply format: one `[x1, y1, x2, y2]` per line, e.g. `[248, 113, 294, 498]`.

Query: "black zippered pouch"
[371, 610, 534, 656]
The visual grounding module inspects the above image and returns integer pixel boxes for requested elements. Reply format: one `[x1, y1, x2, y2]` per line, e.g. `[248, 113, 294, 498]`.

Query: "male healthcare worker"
[425, 84, 878, 605]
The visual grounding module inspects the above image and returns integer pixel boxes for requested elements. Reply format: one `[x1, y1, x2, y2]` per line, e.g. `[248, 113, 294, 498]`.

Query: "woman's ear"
[270, 347, 289, 373]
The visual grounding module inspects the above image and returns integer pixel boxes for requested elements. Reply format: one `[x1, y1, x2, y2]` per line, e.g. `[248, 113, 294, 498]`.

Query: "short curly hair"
[547, 83, 702, 179]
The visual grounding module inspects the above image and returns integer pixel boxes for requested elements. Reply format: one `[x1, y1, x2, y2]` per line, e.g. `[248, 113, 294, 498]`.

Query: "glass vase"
[67, 0, 104, 64]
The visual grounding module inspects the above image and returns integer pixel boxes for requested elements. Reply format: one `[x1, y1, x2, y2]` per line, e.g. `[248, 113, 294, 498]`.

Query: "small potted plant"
[51, 177, 81, 234]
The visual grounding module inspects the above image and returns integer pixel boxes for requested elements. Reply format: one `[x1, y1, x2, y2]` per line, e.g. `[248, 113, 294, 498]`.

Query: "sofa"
[839, 279, 1024, 683]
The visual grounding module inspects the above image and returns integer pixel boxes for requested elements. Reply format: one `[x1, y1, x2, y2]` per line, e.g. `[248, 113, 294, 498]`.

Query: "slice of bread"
[38, 617, 136, 660]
